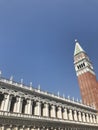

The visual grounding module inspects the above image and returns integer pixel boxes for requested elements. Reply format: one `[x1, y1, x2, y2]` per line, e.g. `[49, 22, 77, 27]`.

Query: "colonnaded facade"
[0, 76, 98, 130]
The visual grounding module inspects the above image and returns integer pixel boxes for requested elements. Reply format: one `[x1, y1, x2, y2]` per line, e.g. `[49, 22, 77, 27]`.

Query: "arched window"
[83, 62, 85, 67]
[77, 63, 85, 70]
[77, 65, 80, 69]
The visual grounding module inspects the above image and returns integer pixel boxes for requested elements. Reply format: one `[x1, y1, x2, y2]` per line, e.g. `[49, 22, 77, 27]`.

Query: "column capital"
[44, 103, 49, 107]
[26, 99, 31, 104]
[63, 107, 67, 110]
[43, 101, 50, 105]
[51, 104, 57, 107]
[16, 96, 23, 102]
[36, 101, 41, 105]
[74, 110, 77, 113]
[57, 105, 62, 108]
[4, 93, 12, 99]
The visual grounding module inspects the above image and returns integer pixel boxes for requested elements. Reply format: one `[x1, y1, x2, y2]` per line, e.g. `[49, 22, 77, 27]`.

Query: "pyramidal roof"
[74, 39, 85, 56]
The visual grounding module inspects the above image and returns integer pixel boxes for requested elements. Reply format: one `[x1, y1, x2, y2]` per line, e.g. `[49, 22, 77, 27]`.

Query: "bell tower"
[74, 40, 98, 109]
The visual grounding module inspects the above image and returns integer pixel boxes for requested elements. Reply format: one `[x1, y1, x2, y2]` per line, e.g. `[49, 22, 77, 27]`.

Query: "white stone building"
[0, 76, 98, 130]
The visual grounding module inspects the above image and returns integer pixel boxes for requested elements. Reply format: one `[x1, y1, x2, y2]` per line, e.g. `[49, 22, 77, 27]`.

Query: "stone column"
[1, 126, 5, 130]
[15, 127, 19, 130]
[93, 115, 96, 124]
[90, 114, 93, 123]
[31, 128, 35, 130]
[43, 103, 49, 117]
[25, 99, 33, 115]
[69, 109, 73, 120]
[57, 106, 62, 119]
[96, 115, 98, 124]
[86, 113, 89, 123]
[1, 94, 12, 112]
[50, 104, 56, 118]
[34, 101, 41, 116]
[19, 127, 24, 130]
[9, 125, 13, 130]
[26, 128, 30, 130]
[15, 97, 23, 113]
[63, 108, 68, 120]
[78, 112, 82, 122]
[0, 95, 6, 111]
[13, 97, 19, 113]
[74, 110, 78, 121]
[28, 100, 33, 115]
[82, 113, 86, 122]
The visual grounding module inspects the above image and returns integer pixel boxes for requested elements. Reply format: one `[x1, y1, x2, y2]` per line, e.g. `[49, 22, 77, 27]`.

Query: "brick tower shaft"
[74, 40, 98, 110]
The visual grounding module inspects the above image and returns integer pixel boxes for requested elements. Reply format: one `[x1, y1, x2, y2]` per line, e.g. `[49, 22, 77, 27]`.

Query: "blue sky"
[0, 0, 98, 100]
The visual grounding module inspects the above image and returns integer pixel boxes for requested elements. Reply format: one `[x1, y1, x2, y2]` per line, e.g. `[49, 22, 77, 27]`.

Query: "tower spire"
[74, 40, 98, 109]
[74, 39, 85, 56]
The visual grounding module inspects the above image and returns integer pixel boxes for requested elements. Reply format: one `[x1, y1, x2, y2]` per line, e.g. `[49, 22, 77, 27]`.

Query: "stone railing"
[0, 111, 98, 127]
